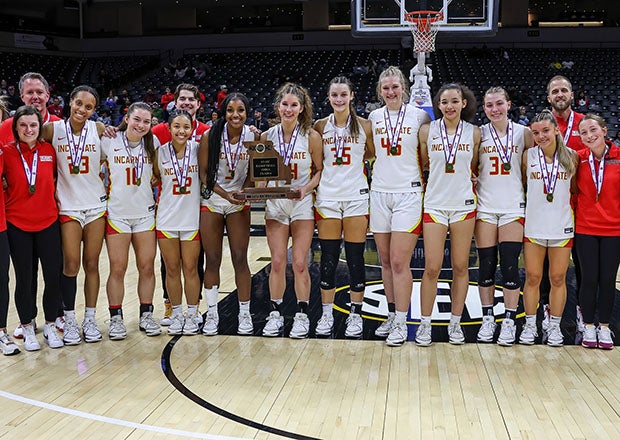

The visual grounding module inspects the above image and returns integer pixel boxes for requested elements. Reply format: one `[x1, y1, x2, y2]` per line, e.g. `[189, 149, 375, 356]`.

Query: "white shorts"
[156, 230, 200, 241]
[60, 207, 106, 228]
[476, 211, 524, 228]
[265, 195, 314, 226]
[525, 237, 573, 248]
[370, 191, 422, 234]
[201, 197, 249, 217]
[423, 208, 476, 226]
[106, 215, 155, 235]
[315, 199, 368, 221]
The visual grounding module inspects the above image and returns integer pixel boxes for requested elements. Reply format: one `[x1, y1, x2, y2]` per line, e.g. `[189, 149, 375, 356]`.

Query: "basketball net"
[393, 0, 451, 54]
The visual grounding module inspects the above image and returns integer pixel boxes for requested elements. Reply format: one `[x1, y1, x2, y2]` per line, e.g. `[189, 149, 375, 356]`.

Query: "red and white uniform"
[476, 122, 526, 214]
[424, 119, 476, 210]
[264, 125, 312, 190]
[156, 141, 200, 231]
[524, 147, 574, 240]
[53, 120, 106, 212]
[368, 104, 428, 193]
[151, 120, 209, 145]
[575, 142, 620, 236]
[554, 110, 586, 152]
[101, 134, 159, 219]
[316, 116, 368, 202]
[0, 112, 61, 146]
[2, 141, 58, 231]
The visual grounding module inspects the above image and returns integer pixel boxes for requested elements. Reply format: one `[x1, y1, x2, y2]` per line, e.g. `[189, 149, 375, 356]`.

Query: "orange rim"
[404, 10, 444, 24]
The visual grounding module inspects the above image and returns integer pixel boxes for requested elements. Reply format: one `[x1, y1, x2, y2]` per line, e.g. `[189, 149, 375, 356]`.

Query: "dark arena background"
[1, 1, 620, 439]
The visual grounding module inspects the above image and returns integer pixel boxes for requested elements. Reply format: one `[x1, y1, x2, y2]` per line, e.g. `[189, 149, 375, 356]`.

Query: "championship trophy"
[233, 140, 300, 201]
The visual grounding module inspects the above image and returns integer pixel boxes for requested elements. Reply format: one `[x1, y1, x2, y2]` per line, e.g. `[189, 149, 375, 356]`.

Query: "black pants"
[0, 231, 9, 328]
[7, 221, 62, 324]
[574, 233, 620, 324]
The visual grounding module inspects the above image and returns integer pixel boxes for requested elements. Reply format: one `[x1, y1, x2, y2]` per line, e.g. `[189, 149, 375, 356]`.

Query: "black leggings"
[0, 231, 9, 328]
[575, 233, 620, 324]
[7, 221, 62, 324]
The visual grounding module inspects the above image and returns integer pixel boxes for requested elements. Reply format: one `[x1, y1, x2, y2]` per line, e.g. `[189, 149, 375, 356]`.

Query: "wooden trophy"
[233, 140, 300, 201]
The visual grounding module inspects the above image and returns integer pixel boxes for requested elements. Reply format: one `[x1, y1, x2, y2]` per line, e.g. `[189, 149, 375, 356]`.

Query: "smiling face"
[21, 78, 50, 113]
[225, 99, 247, 130]
[169, 113, 193, 145]
[16, 114, 40, 146]
[531, 120, 559, 150]
[578, 118, 607, 151]
[69, 91, 97, 125]
[484, 92, 511, 124]
[438, 88, 466, 122]
[124, 108, 152, 142]
[328, 83, 353, 114]
[175, 89, 200, 117]
[278, 93, 302, 124]
[379, 75, 404, 110]
[547, 78, 573, 113]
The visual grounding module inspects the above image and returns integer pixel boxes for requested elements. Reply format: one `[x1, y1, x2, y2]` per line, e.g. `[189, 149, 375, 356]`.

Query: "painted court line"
[0, 390, 251, 440]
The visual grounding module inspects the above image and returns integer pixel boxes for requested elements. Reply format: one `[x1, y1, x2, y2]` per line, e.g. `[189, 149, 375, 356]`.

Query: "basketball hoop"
[405, 10, 443, 53]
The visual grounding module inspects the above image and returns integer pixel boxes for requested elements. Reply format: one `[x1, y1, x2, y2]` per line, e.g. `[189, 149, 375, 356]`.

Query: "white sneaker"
[541, 304, 551, 333]
[0, 330, 20, 355]
[160, 300, 173, 326]
[289, 312, 310, 339]
[345, 313, 363, 338]
[375, 313, 395, 338]
[55, 316, 65, 333]
[139, 312, 162, 336]
[22, 325, 40, 351]
[448, 322, 466, 345]
[108, 315, 127, 340]
[497, 318, 516, 346]
[597, 326, 614, 350]
[415, 321, 432, 346]
[182, 313, 200, 335]
[519, 322, 538, 345]
[43, 323, 64, 349]
[168, 312, 185, 335]
[386, 322, 407, 347]
[315, 312, 334, 337]
[262, 311, 284, 337]
[237, 311, 254, 336]
[82, 316, 102, 343]
[477, 315, 496, 343]
[63, 315, 82, 345]
[576, 305, 586, 333]
[581, 325, 597, 348]
[546, 323, 564, 347]
[13, 319, 36, 339]
[202, 310, 219, 336]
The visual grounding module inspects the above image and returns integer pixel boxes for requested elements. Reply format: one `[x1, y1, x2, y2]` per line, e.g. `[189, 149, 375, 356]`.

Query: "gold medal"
[29, 185, 36, 194]
[446, 163, 454, 172]
[336, 157, 343, 165]
[136, 178, 141, 186]
[72, 165, 80, 174]
[503, 163, 511, 172]
[546, 193, 554, 202]
[390, 146, 398, 155]
[180, 186, 187, 194]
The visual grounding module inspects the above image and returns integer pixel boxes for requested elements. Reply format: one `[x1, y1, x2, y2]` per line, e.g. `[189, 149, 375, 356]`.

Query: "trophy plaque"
[233, 140, 300, 201]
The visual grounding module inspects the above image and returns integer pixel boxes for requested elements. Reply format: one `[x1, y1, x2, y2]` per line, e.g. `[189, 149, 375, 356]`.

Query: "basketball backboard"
[352, 0, 499, 37]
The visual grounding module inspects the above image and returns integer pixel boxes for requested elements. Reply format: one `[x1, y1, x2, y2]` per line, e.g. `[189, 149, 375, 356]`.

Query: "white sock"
[84, 307, 96, 319]
[450, 314, 461, 326]
[187, 304, 197, 317]
[322, 303, 333, 315]
[421, 315, 431, 325]
[204, 285, 219, 308]
[550, 315, 561, 326]
[525, 314, 536, 326]
[64, 310, 76, 319]
[395, 311, 407, 324]
[172, 305, 182, 315]
[239, 301, 250, 314]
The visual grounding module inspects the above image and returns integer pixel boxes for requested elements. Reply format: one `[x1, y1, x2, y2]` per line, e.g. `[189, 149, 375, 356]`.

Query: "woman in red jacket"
[575, 114, 620, 350]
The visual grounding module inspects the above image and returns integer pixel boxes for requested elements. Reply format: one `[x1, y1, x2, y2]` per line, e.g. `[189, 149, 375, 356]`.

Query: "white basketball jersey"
[368, 104, 429, 193]
[316, 116, 368, 202]
[101, 134, 158, 219]
[476, 122, 526, 213]
[524, 147, 574, 239]
[424, 119, 476, 210]
[208, 126, 251, 205]
[265, 124, 312, 189]
[156, 140, 200, 231]
[53, 119, 106, 211]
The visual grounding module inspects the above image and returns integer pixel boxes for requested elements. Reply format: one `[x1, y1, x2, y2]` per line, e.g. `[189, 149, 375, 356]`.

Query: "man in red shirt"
[151, 83, 209, 144]
[547, 75, 587, 152]
[0, 73, 62, 145]
[47, 96, 64, 118]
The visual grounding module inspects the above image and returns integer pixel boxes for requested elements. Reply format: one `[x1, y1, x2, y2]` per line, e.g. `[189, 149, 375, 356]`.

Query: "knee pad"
[344, 241, 366, 292]
[499, 241, 522, 290]
[319, 239, 342, 290]
[477, 246, 498, 287]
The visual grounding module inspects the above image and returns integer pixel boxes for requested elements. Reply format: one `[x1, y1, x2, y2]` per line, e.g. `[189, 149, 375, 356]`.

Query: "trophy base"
[233, 187, 301, 201]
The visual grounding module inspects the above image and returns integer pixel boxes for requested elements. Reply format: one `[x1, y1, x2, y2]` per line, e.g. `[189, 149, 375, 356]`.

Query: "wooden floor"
[2, 213, 620, 439]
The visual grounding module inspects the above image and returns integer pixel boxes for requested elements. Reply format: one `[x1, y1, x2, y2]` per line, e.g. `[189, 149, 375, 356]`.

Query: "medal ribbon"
[65, 121, 88, 170]
[331, 114, 351, 161]
[383, 105, 406, 152]
[277, 123, 300, 166]
[588, 147, 607, 200]
[16, 142, 38, 191]
[537, 147, 559, 198]
[222, 123, 246, 172]
[562, 111, 575, 146]
[121, 133, 145, 185]
[168, 141, 191, 190]
[489, 121, 514, 166]
[440, 119, 464, 166]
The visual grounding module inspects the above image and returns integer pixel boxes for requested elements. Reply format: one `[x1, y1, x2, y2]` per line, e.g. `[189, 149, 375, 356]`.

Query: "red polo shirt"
[2, 141, 58, 232]
[0, 112, 62, 146]
[554, 110, 587, 152]
[575, 142, 620, 236]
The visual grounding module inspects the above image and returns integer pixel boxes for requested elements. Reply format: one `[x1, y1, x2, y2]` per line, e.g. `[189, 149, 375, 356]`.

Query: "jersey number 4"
[380, 138, 401, 156]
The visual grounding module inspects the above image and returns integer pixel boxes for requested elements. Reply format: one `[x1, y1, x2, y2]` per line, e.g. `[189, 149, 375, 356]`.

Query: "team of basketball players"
[0, 67, 618, 356]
